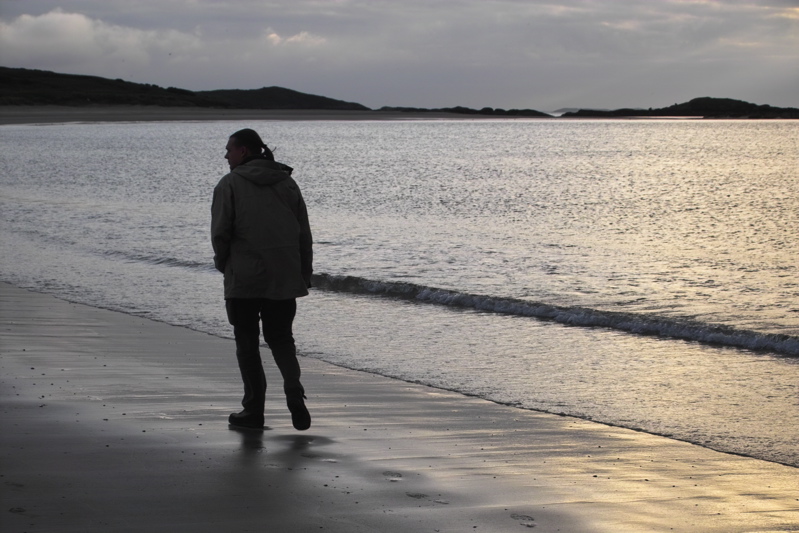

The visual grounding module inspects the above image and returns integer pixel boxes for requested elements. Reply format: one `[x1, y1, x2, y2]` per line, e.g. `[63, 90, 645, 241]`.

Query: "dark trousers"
[226, 298, 303, 415]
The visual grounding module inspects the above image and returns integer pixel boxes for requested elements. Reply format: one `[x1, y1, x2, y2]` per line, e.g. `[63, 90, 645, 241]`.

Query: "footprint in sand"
[405, 492, 450, 505]
[383, 471, 403, 482]
[510, 513, 536, 528]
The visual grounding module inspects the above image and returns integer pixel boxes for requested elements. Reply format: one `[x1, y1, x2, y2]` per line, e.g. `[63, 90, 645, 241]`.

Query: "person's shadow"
[269, 434, 336, 468]
[229, 425, 267, 455]
[229, 425, 336, 467]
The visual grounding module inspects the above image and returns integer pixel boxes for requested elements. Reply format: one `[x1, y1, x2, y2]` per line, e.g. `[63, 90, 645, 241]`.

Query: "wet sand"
[1, 282, 797, 532]
[0, 105, 489, 125]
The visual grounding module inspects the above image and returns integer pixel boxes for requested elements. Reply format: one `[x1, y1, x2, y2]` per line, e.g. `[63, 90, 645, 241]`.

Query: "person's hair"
[229, 128, 275, 161]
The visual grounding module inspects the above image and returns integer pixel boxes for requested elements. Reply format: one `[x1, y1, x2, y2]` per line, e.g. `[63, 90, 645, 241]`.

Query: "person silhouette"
[211, 128, 313, 430]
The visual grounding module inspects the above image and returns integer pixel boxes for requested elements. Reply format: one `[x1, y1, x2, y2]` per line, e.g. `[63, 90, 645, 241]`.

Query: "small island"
[561, 97, 799, 119]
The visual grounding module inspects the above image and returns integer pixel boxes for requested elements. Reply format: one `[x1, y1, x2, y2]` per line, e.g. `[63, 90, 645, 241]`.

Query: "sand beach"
[0, 105, 486, 125]
[2, 282, 797, 532]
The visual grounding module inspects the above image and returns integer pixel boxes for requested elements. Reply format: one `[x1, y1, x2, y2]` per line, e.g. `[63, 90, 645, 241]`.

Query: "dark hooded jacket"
[211, 157, 313, 300]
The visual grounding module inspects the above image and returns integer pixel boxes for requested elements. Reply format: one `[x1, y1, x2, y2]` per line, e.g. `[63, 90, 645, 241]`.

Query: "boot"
[286, 388, 311, 431]
[228, 410, 265, 430]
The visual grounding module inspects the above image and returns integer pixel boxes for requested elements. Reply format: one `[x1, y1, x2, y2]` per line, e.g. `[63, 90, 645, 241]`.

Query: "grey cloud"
[0, 0, 796, 109]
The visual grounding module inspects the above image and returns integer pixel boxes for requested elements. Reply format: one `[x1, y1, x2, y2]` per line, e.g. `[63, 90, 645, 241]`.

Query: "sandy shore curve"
[1, 282, 797, 532]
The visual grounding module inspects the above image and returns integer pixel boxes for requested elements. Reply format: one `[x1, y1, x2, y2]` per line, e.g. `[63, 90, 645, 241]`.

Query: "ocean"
[1, 118, 797, 467]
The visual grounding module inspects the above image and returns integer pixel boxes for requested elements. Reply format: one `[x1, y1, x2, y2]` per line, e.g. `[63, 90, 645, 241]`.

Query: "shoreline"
[3, 105, 797, 126]
[7, 105, 793, 125]
[0, 105, 541, 125]
[2, 281, 798, 532]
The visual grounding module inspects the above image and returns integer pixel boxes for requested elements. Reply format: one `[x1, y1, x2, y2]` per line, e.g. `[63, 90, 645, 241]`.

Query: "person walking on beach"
[211, 128, 313, 431]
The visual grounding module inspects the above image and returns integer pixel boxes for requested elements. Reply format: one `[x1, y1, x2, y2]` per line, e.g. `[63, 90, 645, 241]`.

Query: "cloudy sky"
[1, 1, 797, 111]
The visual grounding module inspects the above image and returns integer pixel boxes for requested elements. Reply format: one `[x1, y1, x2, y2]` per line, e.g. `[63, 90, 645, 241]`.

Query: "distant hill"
[379, 105, 551, 117]
[2, 67, 796, 118]
[0, 67, 369, 110]
[551, 107, 611, 116]
[196, 86, 368, 111]
[562, 97, 799, 119]
[0, 67, 221, 107]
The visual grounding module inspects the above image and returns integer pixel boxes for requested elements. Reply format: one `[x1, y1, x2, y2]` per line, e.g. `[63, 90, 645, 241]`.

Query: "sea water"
[1, 119, 797, 466]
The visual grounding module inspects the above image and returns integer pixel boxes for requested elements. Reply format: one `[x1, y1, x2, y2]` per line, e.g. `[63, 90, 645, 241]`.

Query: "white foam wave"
[313, 273, 799, 357]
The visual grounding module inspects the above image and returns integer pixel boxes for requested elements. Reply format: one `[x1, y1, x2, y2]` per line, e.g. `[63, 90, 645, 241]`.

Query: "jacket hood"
[231, 158, 294, 187]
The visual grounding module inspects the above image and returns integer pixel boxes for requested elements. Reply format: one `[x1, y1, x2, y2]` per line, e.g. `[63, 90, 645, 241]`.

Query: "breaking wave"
[312, 273, 799, 357]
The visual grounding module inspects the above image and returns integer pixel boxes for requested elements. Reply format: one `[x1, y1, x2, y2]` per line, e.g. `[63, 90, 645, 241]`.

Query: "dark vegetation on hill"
[0, 66, 221, 107]
[2, 67, 797, 118]
[196, 86, 368, 111]
[0, 67, 367, 110]
[378, 105, 551, 117]
[562, 97, 799, 119]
